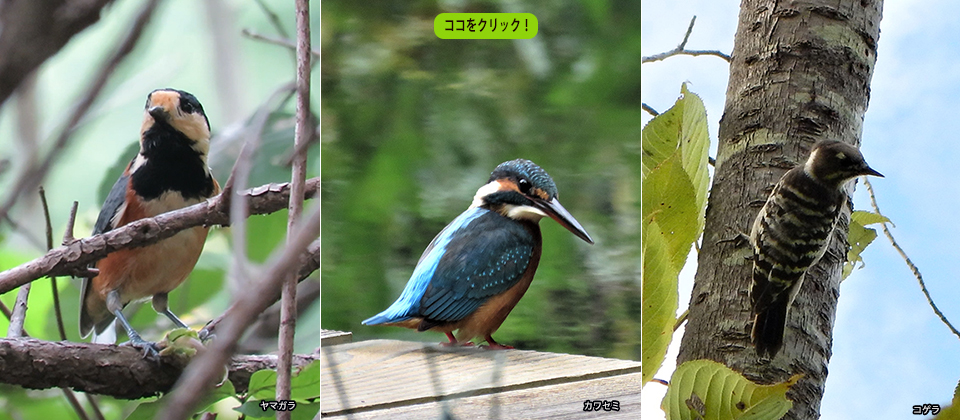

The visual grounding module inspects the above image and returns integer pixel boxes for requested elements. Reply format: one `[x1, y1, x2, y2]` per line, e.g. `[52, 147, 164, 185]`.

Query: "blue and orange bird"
[363, 159, 594, 349]
[79, 88, 219, 356]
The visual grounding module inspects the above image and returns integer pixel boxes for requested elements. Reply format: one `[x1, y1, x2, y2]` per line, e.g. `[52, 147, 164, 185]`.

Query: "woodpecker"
[80, 88, 219, 357]
[750, 140, 882, 358]
[363, 159, 594, 349]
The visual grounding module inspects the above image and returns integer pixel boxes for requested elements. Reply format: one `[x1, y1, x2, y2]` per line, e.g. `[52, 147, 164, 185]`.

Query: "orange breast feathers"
[83, 182, 215, 322]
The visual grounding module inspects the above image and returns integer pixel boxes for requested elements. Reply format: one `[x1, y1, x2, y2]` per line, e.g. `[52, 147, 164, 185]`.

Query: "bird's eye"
[180, 100, 195, 114]
[517, 178, 530, 193]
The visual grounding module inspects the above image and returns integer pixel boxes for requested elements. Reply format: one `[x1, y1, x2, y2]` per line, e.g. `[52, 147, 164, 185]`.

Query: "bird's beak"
[533, 197, 594, 244]
[148, 105, 168, 121]
[861, 165, 883, 178]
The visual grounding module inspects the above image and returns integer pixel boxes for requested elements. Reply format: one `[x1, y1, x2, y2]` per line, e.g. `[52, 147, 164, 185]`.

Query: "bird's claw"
[440, 341, 475, 347]
[121, 338, 161, 360]
[480, 343, 514, 350]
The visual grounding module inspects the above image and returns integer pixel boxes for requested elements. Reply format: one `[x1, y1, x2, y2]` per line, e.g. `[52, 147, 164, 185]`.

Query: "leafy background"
[0, 0, 319, 418]
[321, 0, 643, 359]
[642, 0, 960, 418]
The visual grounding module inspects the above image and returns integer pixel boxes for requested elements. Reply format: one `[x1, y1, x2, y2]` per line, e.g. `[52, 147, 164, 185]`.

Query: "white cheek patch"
[803, 148, 819, 175]
[504, 204, 547, 221]
[471, 180, 503, 208]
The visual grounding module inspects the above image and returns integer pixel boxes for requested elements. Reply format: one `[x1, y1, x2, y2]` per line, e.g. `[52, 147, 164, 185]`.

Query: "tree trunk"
[676, 1, 883, 419]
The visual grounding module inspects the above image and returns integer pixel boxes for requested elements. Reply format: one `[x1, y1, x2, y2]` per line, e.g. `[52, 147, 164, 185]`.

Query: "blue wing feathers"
[363, 207, 537, 326]
[418, 211, 535, 323]
[362, 207, 488, 325]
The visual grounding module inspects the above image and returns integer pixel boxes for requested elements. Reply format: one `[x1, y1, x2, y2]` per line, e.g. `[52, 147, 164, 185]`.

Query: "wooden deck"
[321, 337, 641, 419]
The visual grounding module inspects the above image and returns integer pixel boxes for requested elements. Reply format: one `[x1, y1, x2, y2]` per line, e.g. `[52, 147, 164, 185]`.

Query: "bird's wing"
[80, 163, 133, 337]
[418, 209, 536, 322]
[93, 163, 134, 235]
[362, 207, 536, 325]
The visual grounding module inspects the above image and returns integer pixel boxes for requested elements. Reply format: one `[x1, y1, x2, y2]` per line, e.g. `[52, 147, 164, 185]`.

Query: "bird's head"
[803, 140, 883, 186]
[139, 88, 211, 158]
[472, 159, 594, 244]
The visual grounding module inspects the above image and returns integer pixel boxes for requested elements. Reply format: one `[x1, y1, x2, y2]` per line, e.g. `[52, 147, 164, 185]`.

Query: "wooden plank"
[324, 372, 641, 420]
[321, 339, 641, 417]
[321, 329, 352, 346]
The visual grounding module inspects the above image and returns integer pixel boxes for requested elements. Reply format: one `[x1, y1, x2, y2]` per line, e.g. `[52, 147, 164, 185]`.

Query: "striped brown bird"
[80, 88, 219, 357]
[750, 140, 882, 358]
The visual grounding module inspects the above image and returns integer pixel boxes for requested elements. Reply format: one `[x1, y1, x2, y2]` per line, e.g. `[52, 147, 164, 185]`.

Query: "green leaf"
[236, 401, 320, 420]
[662, 360, 801, 420]
[641, 83, 711, 218]
[850, 210, 891, 227]
[843, 211, 889, 280]
[247, 361, 322, 401]
[248, 369, 278, 399]
[290, 360, 322, 400]
[125, 381, 236, 420]
[641, 220, 679, 385]
[642, 154, 699, 271]
[932, 378, 960, 419]
[235, 400, 274, 418]
[639, 84, 712, 386]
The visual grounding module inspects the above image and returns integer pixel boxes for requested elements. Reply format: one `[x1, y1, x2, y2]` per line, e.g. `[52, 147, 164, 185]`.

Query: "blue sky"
[641, 0, 960, 418]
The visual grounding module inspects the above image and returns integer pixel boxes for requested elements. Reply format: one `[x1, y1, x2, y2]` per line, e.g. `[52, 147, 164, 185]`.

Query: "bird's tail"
[751, 303, 787, 358]
[91, 319, 118, 344]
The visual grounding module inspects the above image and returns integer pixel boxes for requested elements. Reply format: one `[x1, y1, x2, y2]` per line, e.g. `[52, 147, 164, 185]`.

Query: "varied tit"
[80, 88, 219, 357]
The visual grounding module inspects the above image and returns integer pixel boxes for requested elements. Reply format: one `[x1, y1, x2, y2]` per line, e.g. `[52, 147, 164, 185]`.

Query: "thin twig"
[642, 103, 659, 116]
[641, 16, 731, 64]
[0, 179, 321, 295]
[62, 201, 80, 245]
[255, 0, 290, 39]
[199, 239, 320, 337]
[2, 214, 46, 251]
[277, 2, 311, 414]
[39, 188, 68, 341]
[0, 0, 161, 228]
[160, 207, 322, 419]
[241, 29, 321, 58]
[6, 281, 29, 338]
[864, 178, 960, 340]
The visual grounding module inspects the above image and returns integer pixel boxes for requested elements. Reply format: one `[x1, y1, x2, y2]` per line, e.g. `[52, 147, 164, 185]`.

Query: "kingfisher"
[80, 88, 219, 357]
[750, 140, 882, 357]
[363, 159, 593, 349]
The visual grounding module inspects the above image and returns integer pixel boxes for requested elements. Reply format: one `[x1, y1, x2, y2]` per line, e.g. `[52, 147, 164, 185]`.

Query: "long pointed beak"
[861, 165, 883, 178]
[534, 197, 594, 244]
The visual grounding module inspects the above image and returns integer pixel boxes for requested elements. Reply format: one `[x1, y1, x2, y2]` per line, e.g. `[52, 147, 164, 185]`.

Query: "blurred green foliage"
[0, 0, 320, 418]
[322, 1, 642, 359]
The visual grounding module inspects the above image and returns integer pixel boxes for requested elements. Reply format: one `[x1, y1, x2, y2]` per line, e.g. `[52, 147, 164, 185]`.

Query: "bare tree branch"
[277, 3, 311, 415]
[0, 178, 321, 295]
[641, 16, 731, 64]
[161, 206, 322, 419]
[200, 239, 319, 340]
[864, 179, 960, 340]
[0, 0, 114, 107]
[0, 0, 161, 229]
[0, 338, 319, 400]
[241, 29, 321, 58]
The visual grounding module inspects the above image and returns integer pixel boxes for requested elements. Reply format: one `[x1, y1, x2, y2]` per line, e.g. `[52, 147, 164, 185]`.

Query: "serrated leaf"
[642, 154, 699, 270]
[851, 210, 891, 227]
[843, 216, 878, 280]
[641, 83, 711, 219]
[641, 219, 679, 385]
[662, 360, 801, 420]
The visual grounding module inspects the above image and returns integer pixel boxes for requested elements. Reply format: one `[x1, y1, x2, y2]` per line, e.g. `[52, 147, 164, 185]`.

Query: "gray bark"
[676, 1, 883, 419]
